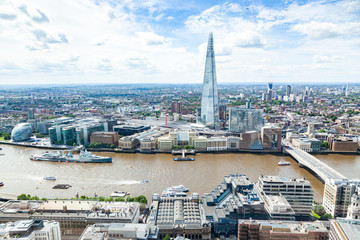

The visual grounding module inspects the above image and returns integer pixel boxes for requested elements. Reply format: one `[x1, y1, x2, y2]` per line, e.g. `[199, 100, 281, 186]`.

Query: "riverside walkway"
[283, 140, 346, 183]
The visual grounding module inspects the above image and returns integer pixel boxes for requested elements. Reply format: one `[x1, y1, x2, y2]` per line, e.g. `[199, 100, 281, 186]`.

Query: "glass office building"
[200, 33, 219, 129]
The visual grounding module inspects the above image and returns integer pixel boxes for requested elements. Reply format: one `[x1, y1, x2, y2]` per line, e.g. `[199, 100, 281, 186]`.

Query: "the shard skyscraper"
[200, 32, 219, 129]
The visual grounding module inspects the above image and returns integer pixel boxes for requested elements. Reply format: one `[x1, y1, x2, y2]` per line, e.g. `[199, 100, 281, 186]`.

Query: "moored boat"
[173, 157, 195, 161]
[164, 185, 189, 192]
[30, 149, 112, 163]
[110, 191, 129, 198]
[161, 191, 187, 198]
[0, 182, 3, 187]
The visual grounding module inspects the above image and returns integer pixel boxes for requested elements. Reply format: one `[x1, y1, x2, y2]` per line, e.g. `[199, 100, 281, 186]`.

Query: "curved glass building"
[11, 123, 32, 141]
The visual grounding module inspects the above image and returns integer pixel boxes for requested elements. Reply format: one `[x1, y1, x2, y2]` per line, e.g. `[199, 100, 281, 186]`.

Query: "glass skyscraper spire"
[200, 32, 219, 129]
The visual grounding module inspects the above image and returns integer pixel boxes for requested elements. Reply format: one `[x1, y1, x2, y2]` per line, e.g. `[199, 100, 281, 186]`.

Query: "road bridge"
[283, 140, 346, 183]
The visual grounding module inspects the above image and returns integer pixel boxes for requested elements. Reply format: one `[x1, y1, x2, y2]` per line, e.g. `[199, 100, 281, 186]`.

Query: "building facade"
[0, 220, 61, 240]
[147, 194, 211, 240]
[261, 125, 282, 151]
[229, 108, 265, 133]
[238, 220, 328, 240]
[323, 179, 360, 217]
[90, 132, 119, 146]
[257, 175, 314, 220]
[199, 33, 219, 129]
[330, 218, 360, 240]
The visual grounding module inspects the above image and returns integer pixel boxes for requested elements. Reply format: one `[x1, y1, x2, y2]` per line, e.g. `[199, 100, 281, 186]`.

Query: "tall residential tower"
[200, 32, 219, 129]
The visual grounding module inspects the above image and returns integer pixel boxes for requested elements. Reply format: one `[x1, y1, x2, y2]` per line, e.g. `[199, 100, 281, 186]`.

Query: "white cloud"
[292, 21, 360, 40]
[312, 54, 342, 63]
[226, 31, 267, 48]
[0, 0, 359, 84]
[135, 32, 170, 46]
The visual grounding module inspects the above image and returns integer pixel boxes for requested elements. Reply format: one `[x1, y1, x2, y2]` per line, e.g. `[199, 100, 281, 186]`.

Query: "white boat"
[162, 191, 187, 198]
[110, 191, 129, 198]
[278, 159, 291, 166]
[43, 176, 56, 181]
[164, 185, 189, 193]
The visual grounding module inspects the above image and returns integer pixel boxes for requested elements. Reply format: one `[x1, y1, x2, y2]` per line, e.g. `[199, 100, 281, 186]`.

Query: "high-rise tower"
[200, 32, 219, 129]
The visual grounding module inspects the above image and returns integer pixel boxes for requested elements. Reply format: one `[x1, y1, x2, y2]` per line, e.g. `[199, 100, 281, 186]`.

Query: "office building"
[199, 33, 219, 129]
[113, 125, 150, 137]
[202, 174, 267, 237]
[0, 200, 140, 236]
[48, 118, 111, 146]
[206, 136, 227, 151]
[229, 108, 264, 133]
[261, 124, 282, 151]
[38, 117, 75, 135]
[323, 179, 360, 217]
[227, 136, 240, 150]
[78, 223, 158, 240]
[263, 194, 295, 221]
[329, 136, 359, 152]
[238, 220, 328, 240]
[264, 82, 273, 101]
[27, 108, 35, 119]
[292, 138, 321, 152]
[240, 131, 262, 150]
[0, 220, 61, 240]
[147, 194, 211, 239]
[193, 136, 207, 151]
[257, 175, 314, 220]
[286, 85, 292, 97]
[118, 137, 139, 150]
[330, 218, 360, 240]
[90, 132, 119, 146]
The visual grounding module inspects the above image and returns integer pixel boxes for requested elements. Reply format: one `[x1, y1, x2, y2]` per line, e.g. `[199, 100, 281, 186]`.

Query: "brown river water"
[0, 144, 359, 202]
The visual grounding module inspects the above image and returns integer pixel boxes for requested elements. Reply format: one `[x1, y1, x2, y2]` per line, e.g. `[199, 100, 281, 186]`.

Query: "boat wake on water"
[115, 180, 149, 185]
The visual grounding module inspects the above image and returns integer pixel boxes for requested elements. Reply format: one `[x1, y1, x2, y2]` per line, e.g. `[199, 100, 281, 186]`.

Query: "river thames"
[0, 144, 359, 202]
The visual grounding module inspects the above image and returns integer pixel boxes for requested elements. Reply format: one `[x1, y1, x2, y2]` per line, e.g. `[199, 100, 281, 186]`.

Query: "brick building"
[90, 132, 119, 146]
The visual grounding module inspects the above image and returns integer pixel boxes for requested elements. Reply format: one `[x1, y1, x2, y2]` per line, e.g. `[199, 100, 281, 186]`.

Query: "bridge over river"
[283, 140, 346, 183]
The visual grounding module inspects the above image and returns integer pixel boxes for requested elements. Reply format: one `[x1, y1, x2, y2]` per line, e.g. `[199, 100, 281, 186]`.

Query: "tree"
[134, 195, 147, 204]
[98, 196, 105, 201]
[313, 204, 326, 216]
[3, 132, 11, 140]
[163, 235, 170, 240]
[318, 129, 325, 133]
[126, 196, 135, 202]
[320, 140, 329, 149]
[34, 133, 45, 138]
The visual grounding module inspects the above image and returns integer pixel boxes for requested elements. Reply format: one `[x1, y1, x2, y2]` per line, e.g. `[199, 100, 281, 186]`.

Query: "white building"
[323, 179, 360, 217]
[330, 218, 360, 240]
[347, 193, 360, 220]
[78, 223, 158, 240]
[0, 220, 61, 240]
[206, 136, 227, 151]
[257, 175, 314, 219]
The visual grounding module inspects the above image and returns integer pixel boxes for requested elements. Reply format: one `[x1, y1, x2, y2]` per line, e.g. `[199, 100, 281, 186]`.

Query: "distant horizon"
[0, 82, 358, 89]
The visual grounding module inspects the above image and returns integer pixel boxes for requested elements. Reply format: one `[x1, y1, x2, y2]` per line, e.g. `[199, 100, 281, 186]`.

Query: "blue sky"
[0, 0, 359, 84]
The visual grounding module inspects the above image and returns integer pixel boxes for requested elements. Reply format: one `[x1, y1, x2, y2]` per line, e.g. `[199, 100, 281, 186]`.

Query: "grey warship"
[30, 149, 112, 163]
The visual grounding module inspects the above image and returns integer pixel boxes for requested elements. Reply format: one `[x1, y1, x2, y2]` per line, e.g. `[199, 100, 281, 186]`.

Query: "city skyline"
[0, 0, 359, 85]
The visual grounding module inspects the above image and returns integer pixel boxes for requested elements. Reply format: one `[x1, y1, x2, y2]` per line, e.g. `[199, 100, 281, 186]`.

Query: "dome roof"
[11, 123, 32, 141]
